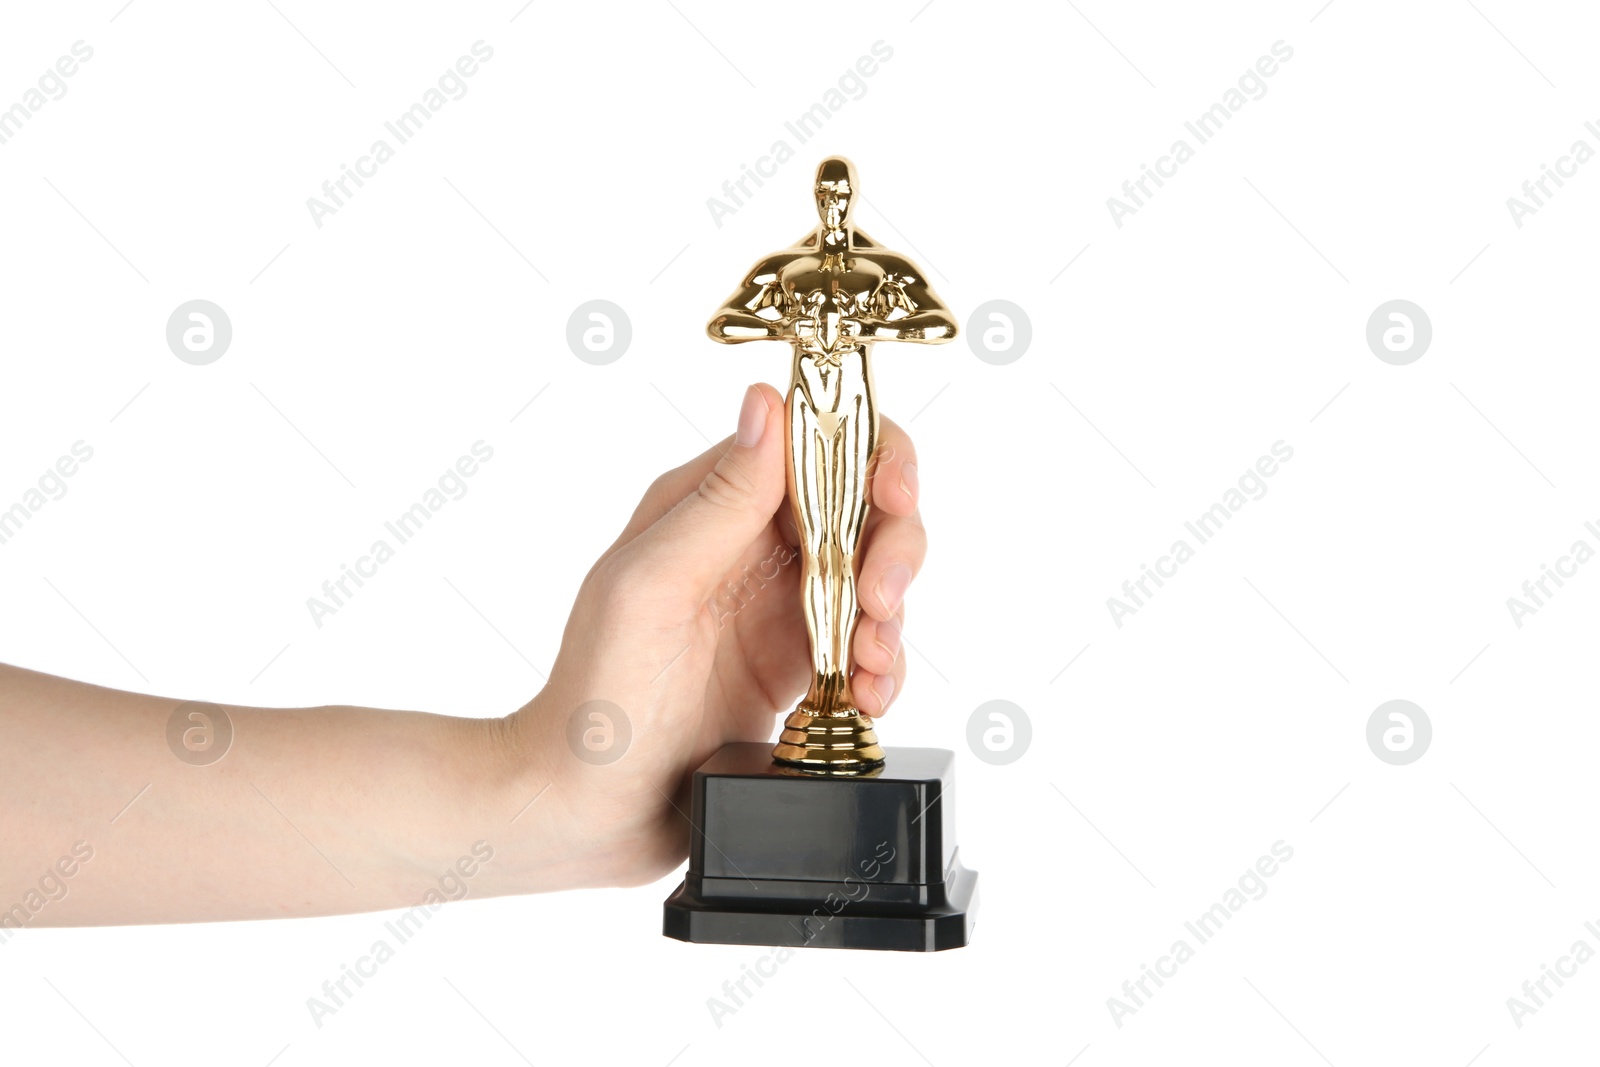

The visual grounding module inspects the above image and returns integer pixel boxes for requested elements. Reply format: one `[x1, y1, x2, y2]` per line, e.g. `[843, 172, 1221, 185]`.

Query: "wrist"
[459, 696, 580, 896]
[485, 686, 686, 894]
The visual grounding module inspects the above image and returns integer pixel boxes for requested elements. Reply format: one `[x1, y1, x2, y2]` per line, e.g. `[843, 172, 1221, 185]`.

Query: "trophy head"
[814, 156, 858, 246]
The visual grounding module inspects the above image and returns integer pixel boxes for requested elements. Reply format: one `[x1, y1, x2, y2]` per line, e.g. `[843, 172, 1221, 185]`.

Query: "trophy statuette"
[663, 158, 978, 951]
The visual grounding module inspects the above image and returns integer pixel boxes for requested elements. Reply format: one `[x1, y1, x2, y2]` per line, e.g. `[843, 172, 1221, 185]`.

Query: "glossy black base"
[662, 742, 978, 952]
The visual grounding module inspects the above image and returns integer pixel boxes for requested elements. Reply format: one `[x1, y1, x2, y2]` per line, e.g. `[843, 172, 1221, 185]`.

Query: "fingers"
[615, 407, 919, 557]
[858, 414, 926, 623]
[852, 611, 903, 677]
[867, 414, 919, 518]
[610, 433, 738, 553]
[603, 384, 788, 564]
[857, 507, 926, 623]
[852, 617, 907, 718]
[624, 384, 790, 601]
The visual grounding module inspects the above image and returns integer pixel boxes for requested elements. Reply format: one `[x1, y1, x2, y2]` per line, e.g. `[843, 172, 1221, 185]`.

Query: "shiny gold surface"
[707, 157, 956, 769]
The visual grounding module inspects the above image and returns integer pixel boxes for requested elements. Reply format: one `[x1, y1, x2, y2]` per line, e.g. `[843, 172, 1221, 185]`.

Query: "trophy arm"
[707, 257, 800, 344]
[706, 308, 789, 343]
[856, 252, 959, 343]
[861, 311, 958, 343]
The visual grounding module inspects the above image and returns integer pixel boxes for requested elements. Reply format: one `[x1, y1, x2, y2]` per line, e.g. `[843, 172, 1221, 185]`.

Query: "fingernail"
[875, 617, 903, 663]
[875, 563, 913, 616]
[873, 673, 896, 709]
[735, 385, 767, 448]
[900, 462, 918, 504]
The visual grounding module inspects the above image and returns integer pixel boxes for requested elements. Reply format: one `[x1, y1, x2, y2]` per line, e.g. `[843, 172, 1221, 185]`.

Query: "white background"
[2, 1, 1598, 1064]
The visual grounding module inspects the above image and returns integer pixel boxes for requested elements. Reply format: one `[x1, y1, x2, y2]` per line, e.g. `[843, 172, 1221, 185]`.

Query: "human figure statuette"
[707, 157, 957, 771]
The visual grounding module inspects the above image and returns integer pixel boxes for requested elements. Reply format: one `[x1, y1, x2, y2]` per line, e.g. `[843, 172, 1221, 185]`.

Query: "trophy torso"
[772, 252, 894, 363]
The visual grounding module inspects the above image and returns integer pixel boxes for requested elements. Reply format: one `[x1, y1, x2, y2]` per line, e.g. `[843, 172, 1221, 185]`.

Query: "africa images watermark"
[306, 441, 494, 628]
[1107, 840, 1295, 1028]
[711, 540, 798, 629]
[0, 440, 95, 548]
[708, 442, 904, 626]
[704, 839, 897, 1029]
[1504, 518, 1600, 628]
[0, 40, 94, 148]
[305, 41, 495, 229]
[1107, 40, 1294, 228]
[1504, 917, 1600, 1030]
[0, 840, 95, 944]
[1505, 118, 1600, 229]
[1107, 441, 1295, 628]
[705, 39, 894, 228]
[306, 841, 495, 1028]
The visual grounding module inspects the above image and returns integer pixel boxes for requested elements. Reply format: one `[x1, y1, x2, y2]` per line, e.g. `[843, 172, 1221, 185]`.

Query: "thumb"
[632, 383, 789, 598]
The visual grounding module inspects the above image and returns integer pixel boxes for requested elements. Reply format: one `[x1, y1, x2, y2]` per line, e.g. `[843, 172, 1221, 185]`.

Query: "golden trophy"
[706, 155, 957, 771]
[664, 158, 978, 950]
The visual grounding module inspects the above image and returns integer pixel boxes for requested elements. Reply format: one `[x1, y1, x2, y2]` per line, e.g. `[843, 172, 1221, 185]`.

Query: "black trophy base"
[662, 742, 978, 952]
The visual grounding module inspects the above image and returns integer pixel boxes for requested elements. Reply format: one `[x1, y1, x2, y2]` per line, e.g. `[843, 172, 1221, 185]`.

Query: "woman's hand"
[504, 383, 927, 889]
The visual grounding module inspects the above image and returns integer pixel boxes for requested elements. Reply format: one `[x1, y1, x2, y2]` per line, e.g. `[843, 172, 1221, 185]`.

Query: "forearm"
[0, 664, 569, 926]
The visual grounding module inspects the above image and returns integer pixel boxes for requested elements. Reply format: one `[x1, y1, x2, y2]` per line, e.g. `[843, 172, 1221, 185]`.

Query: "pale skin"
[0, 384, 926, 924]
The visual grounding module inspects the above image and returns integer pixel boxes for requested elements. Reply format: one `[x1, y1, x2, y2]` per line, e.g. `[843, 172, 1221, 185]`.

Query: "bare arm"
[0, 663, 569, 925]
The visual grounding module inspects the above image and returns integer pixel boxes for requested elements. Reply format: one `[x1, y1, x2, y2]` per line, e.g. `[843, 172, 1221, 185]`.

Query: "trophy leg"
[774, 358, 882, 771]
